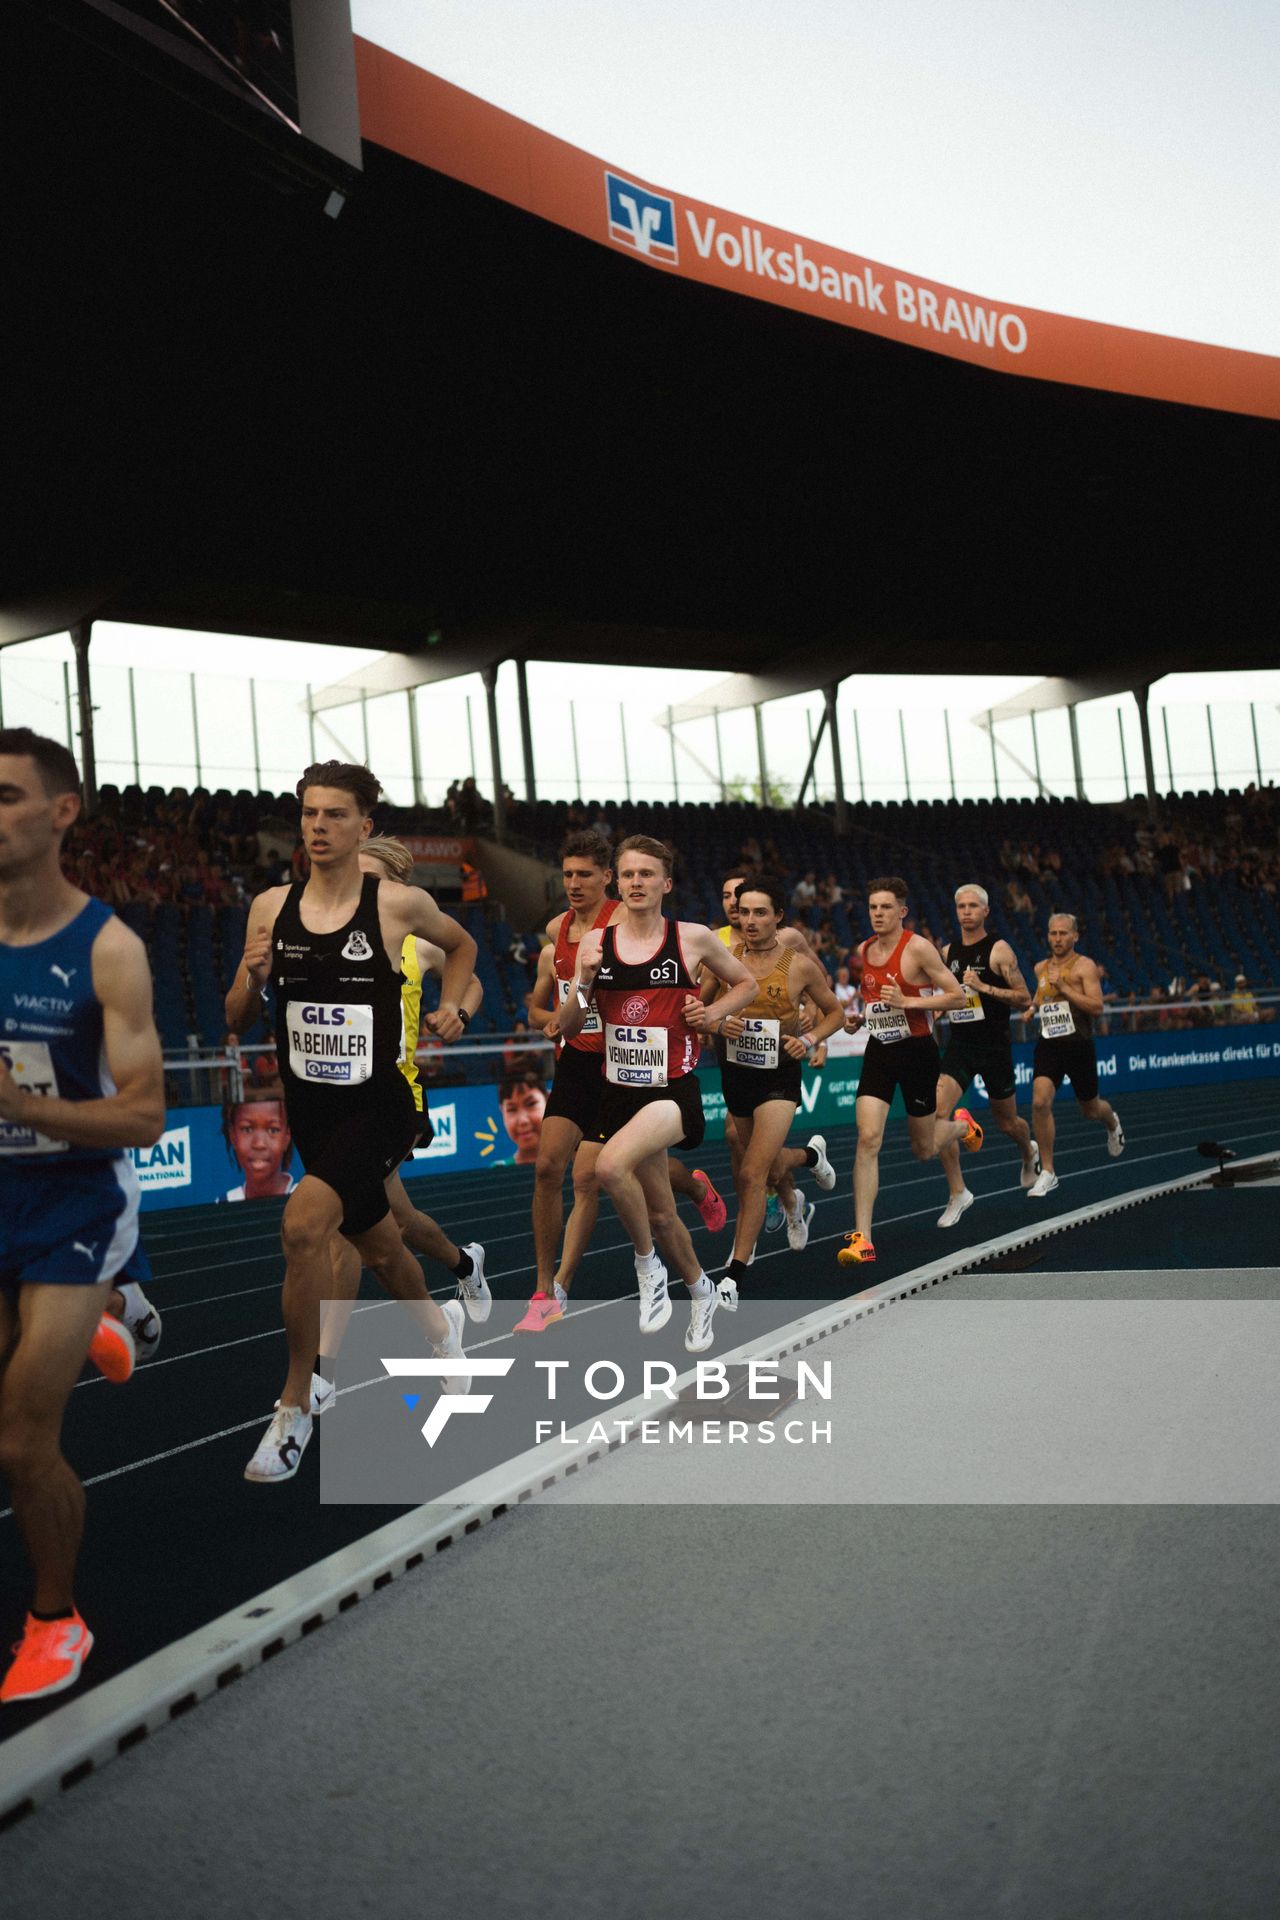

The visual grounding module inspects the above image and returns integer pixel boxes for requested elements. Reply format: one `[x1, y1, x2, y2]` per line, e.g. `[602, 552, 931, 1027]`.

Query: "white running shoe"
[636, 1259, 671, 1334]
[432, 1297, 470, 1394]
[1028, 1169, 1060, 1199]
[115, 1281, 163, 1362]
[275, 1372, 334, 1418]
[245, 1405, 313, 1483]
[1020, 1149, 1042, 1189]
[807, 1133, 836, 1191]
[554, 1282, 569, 1316]
[1107, 1114, 1125, 1158]
[716, 1275, 739, 1313]
[685, 1285, 720, 1354]
[455, 1243, 492, 1323]
[938, 1188, 975, 1229]
[786, 1199, 816, 1250]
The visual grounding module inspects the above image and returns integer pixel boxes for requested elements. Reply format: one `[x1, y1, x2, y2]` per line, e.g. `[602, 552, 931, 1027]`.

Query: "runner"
[517, 833, 726, 1335]
[557, 835, 755, 1352]
[226, 761, 479, 1483]
[935, 883, 1038, 1226]
[837, 877, 982, 1267]
[709, 875, 842, 1296]
[1028, 914, 1125, 1196]
[0, 729, 165, 1703]
[314, 836, 491, 1396]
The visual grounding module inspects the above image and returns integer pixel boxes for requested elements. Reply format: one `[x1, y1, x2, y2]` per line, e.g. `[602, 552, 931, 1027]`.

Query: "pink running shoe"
[692, 1171, 727, 1233]
[514, 1292, 564, 1334]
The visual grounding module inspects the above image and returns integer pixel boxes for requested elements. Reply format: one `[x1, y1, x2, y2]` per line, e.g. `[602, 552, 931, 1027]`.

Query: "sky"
[354, 0, 1280, 355]
[3, 5, 1275, 805]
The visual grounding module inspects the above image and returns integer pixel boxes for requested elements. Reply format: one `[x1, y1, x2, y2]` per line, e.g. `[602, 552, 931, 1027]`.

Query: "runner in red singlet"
[837, 876, 982, 1267]
[558, 836, 754, 1353]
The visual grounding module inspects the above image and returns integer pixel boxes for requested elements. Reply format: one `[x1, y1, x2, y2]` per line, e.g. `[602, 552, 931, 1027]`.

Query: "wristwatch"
[457, 1009, 471, 1030]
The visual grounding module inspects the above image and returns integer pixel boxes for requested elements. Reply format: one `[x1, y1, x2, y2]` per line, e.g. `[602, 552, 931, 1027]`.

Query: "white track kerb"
[1, 1153, 1273, 1825]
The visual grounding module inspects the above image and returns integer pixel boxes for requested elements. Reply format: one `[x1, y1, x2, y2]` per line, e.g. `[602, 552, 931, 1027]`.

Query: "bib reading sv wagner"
[865, 1002, 912, 1044]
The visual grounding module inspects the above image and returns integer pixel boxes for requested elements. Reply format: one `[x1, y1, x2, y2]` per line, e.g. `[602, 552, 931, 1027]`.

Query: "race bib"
[950, 990, 986, 1025]
[287, 1001, 374, 1083]
[726, 1017, 781, 1070]
[558, 976, 601, 1035]
[605, 1023, 668, 1086]
[0, 1041, 68, 1154]
[865, 1001, 911, 1044]
[1039, 999, 1075, 1040]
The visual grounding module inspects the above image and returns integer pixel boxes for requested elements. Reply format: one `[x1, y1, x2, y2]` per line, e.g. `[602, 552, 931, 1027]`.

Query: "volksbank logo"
[605, 171, 678, 262]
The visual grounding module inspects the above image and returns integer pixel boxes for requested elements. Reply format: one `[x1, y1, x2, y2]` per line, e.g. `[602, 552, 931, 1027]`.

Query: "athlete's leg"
[532, 1114, 581, 1292]
[346, 1207, 450, 1346]
[319, 1235, 361, 1369]
[854, 1095, 890, 1240]
[733, 1102, 797, 1264]
[554, 1139, 602, 1298]
[909, 1112, 966, 1162]
[724, 1110, 744, 1183]
[596, 1103, 687, 1264]
[667, 1159, 707, 1208]
[988, 1092, 1035, 1164]
[633, 1150, 705, 1289]
[387, 1169, 462, 1273]
[935, 1071, 968, 1199]
[277, 1175, 348, 1410]
[0, 1283, 106, 1614]
[1077, 1093, 1118, 1134]
[1032, 1075, 1058, 1173]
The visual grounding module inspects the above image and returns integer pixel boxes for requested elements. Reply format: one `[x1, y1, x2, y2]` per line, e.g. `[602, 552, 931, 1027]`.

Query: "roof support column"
[481, 663, 507, 841]
[795, 705, 828, 808]
[1134, 685, 1158, 822]
[825, 681, 847, 834]
[406, 690, 423, 806]
[1067, 702, 1084, 799]
[70, 619, 97, 813]
[754, 704, 769, 808]
[515, 656, 536, 803]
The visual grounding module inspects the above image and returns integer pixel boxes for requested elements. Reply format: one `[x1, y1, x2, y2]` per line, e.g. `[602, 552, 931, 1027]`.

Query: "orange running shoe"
[837, 1232, 876, 1266]
[955, 1108, 985, 1153]
[692, 1170, 728, 1233]
[514, 1292, 564, 1334]
[88, 1313, 136, 1384]
[1, 1610, 94, 1704]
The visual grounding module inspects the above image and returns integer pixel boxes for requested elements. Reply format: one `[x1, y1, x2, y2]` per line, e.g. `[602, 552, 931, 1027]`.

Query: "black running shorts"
[856, 1034, 940, 1118]
[721, 1055, 803, 1119]
[288, 1070, 419, 1237]
[939, 1032, 1017, 1103]
[1033, 1036, 1098, 1101]
[593, 1072, 705, 1152]
[544, 1044, 606, 1136]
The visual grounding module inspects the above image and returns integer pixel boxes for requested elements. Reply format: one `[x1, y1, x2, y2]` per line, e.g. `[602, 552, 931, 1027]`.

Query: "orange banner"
[355, 39, 1280, 422]
[401, 835, 474, 863]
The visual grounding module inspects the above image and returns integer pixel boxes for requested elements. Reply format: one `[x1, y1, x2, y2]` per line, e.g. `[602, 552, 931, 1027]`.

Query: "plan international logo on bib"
[605, 171, 678, 263]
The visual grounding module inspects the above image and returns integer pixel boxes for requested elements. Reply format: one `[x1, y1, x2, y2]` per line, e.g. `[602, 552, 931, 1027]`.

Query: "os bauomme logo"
[605, 171, 678, 263]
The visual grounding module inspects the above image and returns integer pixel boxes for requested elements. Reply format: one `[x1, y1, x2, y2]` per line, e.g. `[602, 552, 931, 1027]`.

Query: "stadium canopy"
[5, 3, 1279, 818]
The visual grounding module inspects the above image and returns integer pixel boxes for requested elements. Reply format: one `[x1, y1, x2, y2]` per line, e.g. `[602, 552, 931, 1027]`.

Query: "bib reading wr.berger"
[726, 1017, 781, 1069]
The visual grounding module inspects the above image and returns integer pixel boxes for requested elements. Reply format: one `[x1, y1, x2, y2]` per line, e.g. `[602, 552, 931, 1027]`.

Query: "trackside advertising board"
[352, 40, 1280, 422]
[134, 1030, 1277, 1208]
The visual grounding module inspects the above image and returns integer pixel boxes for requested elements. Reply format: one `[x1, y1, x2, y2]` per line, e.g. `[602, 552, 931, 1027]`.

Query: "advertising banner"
[353, 40, 1280, 422]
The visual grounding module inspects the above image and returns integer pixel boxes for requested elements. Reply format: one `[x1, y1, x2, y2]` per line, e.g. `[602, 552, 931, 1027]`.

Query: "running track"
[2, 1076, 1278, 1743]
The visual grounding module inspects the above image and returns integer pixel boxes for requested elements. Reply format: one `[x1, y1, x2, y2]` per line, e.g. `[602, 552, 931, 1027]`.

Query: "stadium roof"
[5, 5, 1279, 699]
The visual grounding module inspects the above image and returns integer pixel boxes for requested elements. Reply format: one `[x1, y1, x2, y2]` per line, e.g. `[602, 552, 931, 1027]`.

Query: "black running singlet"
[272, 874, 404, 1107]
[943, 929, 1014, 1038]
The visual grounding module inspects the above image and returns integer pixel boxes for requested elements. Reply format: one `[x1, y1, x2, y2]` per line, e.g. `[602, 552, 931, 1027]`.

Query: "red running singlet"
[594, 918, 699, 1086]
[858, 926, 934, 1040]
[553, 900, 615, 1054]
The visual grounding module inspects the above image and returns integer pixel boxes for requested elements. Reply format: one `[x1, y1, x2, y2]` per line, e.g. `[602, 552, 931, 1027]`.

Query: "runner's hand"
[0, 1057, 28, 1121]
[796, 1003, 816, 1032]
[843, 1011, 864, 1034]
[543, 1015, 562, 1041]
[683, 995, 712, 1032]
[962, 968, 986, 993]
[782, 1034, 808, 1060]
[880, 979, 906, 1008]
[240, 931, 273, 988]
[717, 1012, 745, 1040]
[426, 1004, 464, 1043]
[575, 929, 604, 986]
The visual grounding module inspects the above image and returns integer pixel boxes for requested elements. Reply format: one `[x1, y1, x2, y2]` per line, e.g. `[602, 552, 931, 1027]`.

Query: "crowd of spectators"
[64, 787, 293, 912]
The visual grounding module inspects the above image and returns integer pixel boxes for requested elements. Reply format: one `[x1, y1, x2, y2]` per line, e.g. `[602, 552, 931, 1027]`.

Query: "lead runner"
[557, 835, 754, 1352]
[226, 761, 479, 1482]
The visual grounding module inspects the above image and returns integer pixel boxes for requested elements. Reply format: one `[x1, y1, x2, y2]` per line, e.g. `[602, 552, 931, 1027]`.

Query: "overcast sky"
[354, 0, 1280, 355]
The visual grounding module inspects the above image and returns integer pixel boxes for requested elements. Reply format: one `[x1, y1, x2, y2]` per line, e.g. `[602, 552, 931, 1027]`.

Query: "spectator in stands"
[1230, 974, 1261, 1023]
[792, 870, 818, 911]
[1005, 877, 1034, 918]
[1156, 829, 1185, 905]
[739, 833, 763, 868]
[823, 871, 845, 907]
[833, 965, 859, 1017]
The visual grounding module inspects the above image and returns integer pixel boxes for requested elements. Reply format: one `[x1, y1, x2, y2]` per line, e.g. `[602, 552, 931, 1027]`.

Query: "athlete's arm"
[781, 957, 845, 1057]
[225, 885, 288, 1032]
[1054, 956, 1105, 1017]
[384, 884, 478, 1039]
[680, 924, 755, 1031]
[0, 919, 164, 1149]
[778, 924, 820, 963]
[556, 927, 605, 1042]
[528, 942, 559, 1035]
[417, 939, 484, 1022]
[966, 939, 1032, 1009]
[879, 937, 965, 1012]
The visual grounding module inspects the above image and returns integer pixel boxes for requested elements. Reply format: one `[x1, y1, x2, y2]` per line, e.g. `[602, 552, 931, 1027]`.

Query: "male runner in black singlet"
[934, 883, 1038, 1226]
[226, 761, 478, 1483]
